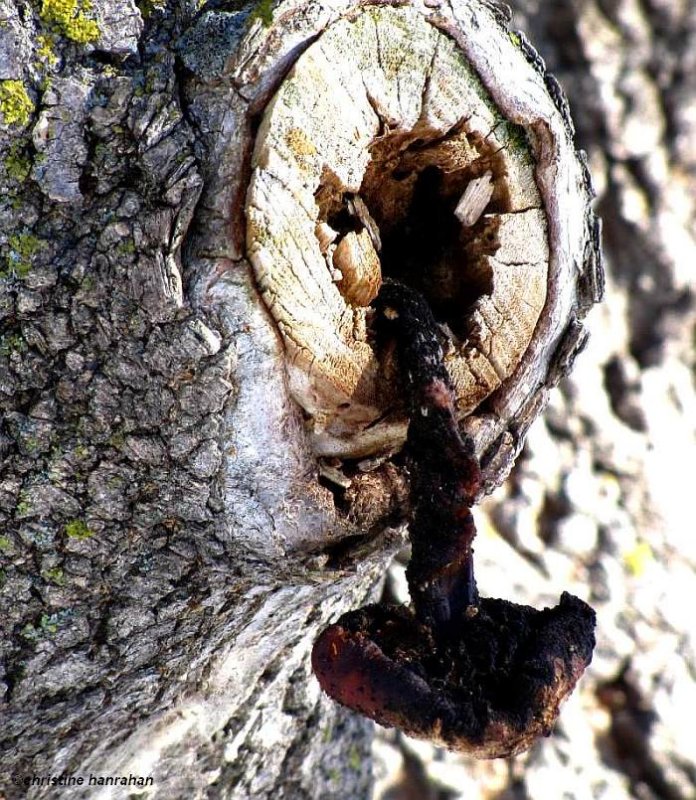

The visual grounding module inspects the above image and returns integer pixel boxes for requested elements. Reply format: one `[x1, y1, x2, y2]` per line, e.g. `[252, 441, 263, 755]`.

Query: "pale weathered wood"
[246, 4, 563, 458]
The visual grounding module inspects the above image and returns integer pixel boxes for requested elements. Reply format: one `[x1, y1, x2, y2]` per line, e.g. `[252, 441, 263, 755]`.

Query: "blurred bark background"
[1, 0, 695, 799]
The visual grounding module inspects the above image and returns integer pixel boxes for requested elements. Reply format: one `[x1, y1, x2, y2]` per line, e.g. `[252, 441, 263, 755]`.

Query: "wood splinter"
[312, 282, 596, 759]
[454, 170, 495, 227]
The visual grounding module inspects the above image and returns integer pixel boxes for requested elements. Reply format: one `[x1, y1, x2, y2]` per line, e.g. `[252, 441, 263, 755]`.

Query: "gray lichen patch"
[246, 5, 548, 458]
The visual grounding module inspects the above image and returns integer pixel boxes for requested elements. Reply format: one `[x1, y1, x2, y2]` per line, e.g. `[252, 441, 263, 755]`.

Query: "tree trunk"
[0, 0, 616, 797]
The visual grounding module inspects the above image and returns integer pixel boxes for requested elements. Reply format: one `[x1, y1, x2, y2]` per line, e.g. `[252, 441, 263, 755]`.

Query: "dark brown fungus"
[312, 282, 596, 758]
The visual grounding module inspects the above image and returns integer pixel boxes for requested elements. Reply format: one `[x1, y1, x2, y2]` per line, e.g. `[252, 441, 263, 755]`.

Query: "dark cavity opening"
[375, 165, 494, 334]
[316, 127, 507, 340]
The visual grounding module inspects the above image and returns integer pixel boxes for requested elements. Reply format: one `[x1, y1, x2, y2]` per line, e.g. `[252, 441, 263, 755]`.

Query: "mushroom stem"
[407, 452, 480, 631]
[373, 281, 482, 631]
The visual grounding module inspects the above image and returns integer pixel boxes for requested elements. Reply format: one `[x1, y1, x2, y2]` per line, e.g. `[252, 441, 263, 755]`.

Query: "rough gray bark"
[1, 1, 600, 798]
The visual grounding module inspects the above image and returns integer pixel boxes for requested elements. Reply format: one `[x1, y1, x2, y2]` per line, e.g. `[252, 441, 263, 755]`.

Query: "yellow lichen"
[0, 80, 34, 127]
[37, 34, 58, 66]
[624, 541, 653, 577]
[40, 0, 100, 44]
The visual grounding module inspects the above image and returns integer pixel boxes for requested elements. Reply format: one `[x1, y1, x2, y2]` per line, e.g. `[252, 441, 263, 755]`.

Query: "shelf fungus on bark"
[312, 283, 596, 757]
[246, 4, 552, 458]
[312, 595, 596, 758]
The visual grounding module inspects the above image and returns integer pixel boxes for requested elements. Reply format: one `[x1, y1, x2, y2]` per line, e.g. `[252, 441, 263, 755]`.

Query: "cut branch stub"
[246, 5, 549, 458]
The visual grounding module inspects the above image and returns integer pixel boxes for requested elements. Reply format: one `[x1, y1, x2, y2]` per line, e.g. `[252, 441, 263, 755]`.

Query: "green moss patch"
[250, 0, 274, 26]
[65, 519, 93, 539]
[2, 233, 44, 278]
[4, 143, 32, 183]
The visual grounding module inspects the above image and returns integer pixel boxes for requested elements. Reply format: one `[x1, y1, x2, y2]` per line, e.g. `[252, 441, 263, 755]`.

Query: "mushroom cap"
[312, 592, 596, 758]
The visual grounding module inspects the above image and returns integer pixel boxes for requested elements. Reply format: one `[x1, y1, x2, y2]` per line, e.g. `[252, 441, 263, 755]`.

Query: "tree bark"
[1, 1, 602, 798]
